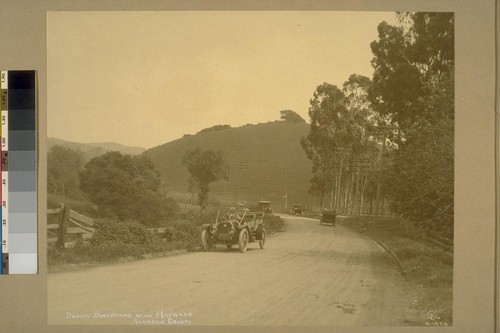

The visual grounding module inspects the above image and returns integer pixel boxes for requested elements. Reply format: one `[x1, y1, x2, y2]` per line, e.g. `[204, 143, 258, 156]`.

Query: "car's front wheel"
[238, 229, 249, 253]
[226, 243, 233, 249]
[259, 229, 266, 249]
[201, 229, 213, 251]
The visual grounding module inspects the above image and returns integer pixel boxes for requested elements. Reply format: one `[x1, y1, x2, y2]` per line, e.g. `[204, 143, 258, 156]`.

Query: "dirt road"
[47, 215, 417, 326]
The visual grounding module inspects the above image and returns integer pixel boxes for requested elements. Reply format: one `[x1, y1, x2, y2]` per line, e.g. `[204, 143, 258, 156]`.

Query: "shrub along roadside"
[48, 219, 200, 269]
[48, 212, 285, 271]
[264, 214, 285, 234]
[339, 216, 453, 326]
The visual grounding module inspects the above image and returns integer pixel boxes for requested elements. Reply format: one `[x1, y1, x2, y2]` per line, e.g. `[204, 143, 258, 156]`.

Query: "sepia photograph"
[0, 0, 496, 332]
[45, 10, 455, 327]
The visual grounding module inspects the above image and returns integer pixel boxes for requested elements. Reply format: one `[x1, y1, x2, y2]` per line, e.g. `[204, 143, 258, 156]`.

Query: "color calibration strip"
[1, 70, 37, 274]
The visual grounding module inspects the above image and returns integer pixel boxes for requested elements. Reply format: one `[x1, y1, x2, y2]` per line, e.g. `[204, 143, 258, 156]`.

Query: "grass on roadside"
[340, 215, 453, 326]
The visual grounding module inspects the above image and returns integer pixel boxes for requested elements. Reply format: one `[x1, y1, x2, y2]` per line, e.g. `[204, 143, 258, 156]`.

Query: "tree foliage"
[370, 12, 454, 235]
[79, 151, 178, 226]
[48, 145, 85, 198]
[182, 148, 229, 208]
[301, 78, 378, 207]
[280, 109, 306, 123]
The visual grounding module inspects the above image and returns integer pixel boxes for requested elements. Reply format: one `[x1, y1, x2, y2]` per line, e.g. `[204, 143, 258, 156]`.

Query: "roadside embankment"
[339, 215, 453, 326]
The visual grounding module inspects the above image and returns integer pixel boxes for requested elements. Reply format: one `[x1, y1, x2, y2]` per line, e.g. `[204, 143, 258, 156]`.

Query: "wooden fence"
[47, 203, 95, 249]
[47, 205, 171, 249]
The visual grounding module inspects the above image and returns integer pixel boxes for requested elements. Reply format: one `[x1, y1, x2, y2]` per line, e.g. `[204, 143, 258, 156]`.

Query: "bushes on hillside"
[197, 124, 232, 134]
[280, 109, 305, 123]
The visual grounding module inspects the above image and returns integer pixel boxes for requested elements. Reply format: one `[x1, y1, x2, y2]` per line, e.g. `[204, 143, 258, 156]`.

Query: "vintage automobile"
[320, 209, 336, 226]
[201, 204, 266, 253]
[257, 200, 273, 214]
[291, 204, 303, 216]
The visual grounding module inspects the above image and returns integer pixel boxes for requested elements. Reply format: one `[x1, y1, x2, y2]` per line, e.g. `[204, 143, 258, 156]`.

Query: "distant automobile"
[257, 200, 273, 214]
[291, 204, 303, 216]
[320, 209, 336, 226]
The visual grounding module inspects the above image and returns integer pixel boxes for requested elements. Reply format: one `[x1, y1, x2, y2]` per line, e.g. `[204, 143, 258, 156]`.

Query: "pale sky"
[47, 11, 396, 149]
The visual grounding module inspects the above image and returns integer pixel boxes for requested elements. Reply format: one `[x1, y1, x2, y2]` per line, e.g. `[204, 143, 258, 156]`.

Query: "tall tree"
[79, 151, 177, 226]
[280, 109, 306, 123]
[369, 12, 454, 235]
[47, 145, 85, 198]
[301, 80, 378, 211]
[182, 148, 229, 208]
[300, 83, 344, 208]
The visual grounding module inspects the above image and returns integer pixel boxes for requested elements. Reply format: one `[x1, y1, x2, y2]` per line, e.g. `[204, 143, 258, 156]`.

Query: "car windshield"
[258, 201, 271, 208]
[222, 210, 240, 219]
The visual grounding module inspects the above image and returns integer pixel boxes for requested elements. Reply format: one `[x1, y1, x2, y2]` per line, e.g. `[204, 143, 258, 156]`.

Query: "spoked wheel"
[201, 229, 213, 252]
[238, 229, 249, 253]
[259, 229, 266, 249]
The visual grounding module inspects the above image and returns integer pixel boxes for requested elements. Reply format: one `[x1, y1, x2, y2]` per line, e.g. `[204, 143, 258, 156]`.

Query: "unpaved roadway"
[48, 215, 417, 326]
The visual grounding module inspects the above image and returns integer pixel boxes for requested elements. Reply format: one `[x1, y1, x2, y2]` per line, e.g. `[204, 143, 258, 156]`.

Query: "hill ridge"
[144, 121, 314, 210]
[48, 137, 147, 161]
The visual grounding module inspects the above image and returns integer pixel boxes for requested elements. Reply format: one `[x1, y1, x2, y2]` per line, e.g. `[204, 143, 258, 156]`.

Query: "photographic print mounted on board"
[46, 11, 454, 327]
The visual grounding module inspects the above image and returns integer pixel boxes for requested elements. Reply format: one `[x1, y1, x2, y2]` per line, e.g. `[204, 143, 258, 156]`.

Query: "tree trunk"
[360, 175, 368, 215]
[348, 172, 355, 215]
[344, 178, 350, 215]
[57, 203, 70, 250]
[354, 171, 360, 215]
[336, 157, 344, 211]
[330, 186, 334, 210]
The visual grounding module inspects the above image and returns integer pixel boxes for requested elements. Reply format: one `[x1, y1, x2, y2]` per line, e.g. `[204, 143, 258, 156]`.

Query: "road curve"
[48, 215, 415, 326]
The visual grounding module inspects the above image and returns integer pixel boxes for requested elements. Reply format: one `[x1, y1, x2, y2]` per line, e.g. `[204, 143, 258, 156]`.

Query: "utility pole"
[351, 157, 373, 216]
[330, 183, 334, 210]
[223, 180, 229, 201]
[374, 142, 385, 217]
[283, 169, 288, 211]
[370, 124, 397, 216]
[235, 161, 242, 203]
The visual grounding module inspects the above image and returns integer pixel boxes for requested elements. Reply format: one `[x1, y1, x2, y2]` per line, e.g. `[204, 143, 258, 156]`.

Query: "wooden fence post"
[57, 203, 70, 249]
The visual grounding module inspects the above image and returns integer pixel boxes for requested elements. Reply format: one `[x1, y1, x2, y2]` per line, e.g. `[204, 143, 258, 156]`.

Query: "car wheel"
[259, 229, 266, 249]
[201, 229, 212, 251]
[226, 244, 233, 249]
[238, 229, 249, 253]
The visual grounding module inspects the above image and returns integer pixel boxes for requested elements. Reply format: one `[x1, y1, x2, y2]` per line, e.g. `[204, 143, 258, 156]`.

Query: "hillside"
[48, 138, 146, 161]
[143, 121, 315, 211]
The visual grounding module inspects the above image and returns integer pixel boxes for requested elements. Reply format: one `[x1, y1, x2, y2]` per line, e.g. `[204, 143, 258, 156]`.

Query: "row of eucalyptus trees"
[301, 12, 454, 236]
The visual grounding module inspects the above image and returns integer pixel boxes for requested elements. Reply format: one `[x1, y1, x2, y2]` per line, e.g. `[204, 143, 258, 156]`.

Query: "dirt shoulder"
[338, 215, 453, 326]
